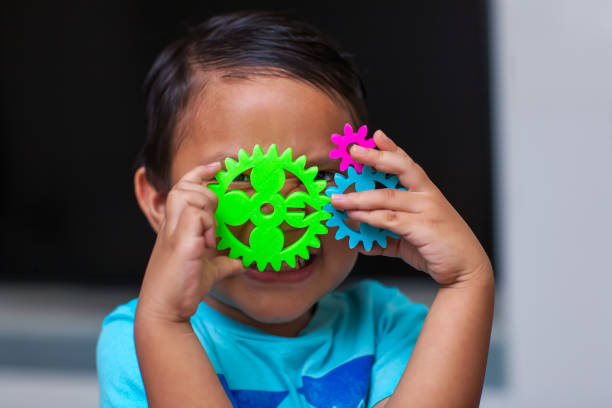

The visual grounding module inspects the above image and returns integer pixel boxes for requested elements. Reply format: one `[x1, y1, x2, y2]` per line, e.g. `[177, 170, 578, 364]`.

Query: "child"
[97, 11, 494, 408]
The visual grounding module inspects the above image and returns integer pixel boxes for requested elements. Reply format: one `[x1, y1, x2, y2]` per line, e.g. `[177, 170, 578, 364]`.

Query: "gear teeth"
[224, 157, 239, 171]
[308, 236, 321, 248]
[267, 144, 279, 158]
[255, 259, 267, 271]
[270, 258, 282, 271]
[280, 148, 293, 161]
[377, 236, 387, 249]
[336, 229, 348, 240]
[327, 219, 339, 228]
[251, 144, 264, 158]
[242, 253, 254, 268]
[294, 155, 307, 169]
[302, 166, 317, 182]
[317, 194, 331, 207]
[319, 212, 331, 223]
[334, 172, 348, 186]
[286, 255, 296, 268]
[344, 123, 354, 137]
[316, 224, 329, 235]
[325, 186, 340, 196]
[215, 170, 230, 182]
[238, 149, 250, 162]
[312, 180, 327, 194]
[297, 247, 310, 260]
[331, 133, 343, 144]
[356, 124, 367, 139]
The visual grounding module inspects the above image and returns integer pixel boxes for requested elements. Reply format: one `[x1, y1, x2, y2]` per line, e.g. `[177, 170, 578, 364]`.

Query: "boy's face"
[169, 74, 358, 333]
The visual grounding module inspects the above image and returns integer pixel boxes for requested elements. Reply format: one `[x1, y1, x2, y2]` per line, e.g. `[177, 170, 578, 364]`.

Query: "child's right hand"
[136, 163, 243, 324]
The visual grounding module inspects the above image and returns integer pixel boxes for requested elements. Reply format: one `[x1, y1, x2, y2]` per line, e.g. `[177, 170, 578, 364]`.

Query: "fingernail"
[351, 145, 366, 154]
[377, 130, 389, 141]
[331, 194, 345, 202]
[206, 161, 221, 168]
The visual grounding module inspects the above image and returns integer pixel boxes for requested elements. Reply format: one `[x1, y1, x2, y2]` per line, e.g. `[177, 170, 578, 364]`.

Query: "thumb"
[201, 255, 244, 288]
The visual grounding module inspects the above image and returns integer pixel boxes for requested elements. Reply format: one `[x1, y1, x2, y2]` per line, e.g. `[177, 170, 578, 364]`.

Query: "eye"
[315, 170, 335, 181]
[232, 173, 250, 182]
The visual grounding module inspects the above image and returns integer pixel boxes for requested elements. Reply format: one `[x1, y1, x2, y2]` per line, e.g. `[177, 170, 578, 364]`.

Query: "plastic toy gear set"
[208, 144, 330, 272]
[209, 124, 407, 271]
[325, 123, 406, 251]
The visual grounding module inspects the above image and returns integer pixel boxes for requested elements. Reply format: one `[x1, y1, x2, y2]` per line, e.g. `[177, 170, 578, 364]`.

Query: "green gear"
[208, 144, 331, 271]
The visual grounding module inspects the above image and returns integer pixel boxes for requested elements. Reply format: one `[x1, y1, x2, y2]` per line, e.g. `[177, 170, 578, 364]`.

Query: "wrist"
[135, 296, 193, 328]
[134, 306, 195, 348]
[442, 259, 494, 291]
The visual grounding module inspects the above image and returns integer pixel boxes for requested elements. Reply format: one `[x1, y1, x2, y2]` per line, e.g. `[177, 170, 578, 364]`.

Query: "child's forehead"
[173, 76, 352, 174]
[202, 146, 339, 169]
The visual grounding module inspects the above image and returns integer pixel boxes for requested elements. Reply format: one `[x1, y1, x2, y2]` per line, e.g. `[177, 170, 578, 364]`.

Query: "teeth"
[296, 257, 306, 268]
[257, 255, 313, 273]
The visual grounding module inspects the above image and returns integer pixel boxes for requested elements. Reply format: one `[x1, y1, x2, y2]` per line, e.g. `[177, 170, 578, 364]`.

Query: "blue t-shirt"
[97, 279, 428, 408]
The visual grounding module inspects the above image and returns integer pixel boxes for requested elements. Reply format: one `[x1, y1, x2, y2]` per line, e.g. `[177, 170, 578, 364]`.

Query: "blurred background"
[1, 0, 610, 407]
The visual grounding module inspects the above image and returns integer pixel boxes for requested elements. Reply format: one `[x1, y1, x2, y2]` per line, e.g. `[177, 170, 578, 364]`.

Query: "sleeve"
[366, 283, 428, 408]
[96, 304, 148, 408]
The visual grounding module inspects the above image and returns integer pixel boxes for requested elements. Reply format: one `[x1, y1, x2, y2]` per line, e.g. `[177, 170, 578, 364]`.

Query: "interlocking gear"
[324, 165, 407, 251]
[329, 123, 377, 174]
[208, 144, 331, 271]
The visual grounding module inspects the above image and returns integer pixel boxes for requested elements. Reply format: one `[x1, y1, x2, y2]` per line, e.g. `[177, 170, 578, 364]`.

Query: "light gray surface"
[491, 0, 612, 405]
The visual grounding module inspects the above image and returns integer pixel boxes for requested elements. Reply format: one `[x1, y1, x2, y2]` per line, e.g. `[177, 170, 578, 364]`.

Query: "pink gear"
[329, 123, 377, 173]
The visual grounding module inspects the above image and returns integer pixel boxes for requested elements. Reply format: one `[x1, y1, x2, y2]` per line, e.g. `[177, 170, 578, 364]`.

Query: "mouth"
[244, 253, 318, 284]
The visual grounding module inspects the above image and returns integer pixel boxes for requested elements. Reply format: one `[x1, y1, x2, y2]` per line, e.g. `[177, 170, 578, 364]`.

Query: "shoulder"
[97, 299, 139, 368]
[97, 298, 147, 407]
[340, 279, 427, 313]
[97, 298, 138, 357]
[339, 279, 428, 334]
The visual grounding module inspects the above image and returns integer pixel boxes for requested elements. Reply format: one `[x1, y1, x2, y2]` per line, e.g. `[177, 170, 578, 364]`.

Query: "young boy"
[97, 11, 494, 408]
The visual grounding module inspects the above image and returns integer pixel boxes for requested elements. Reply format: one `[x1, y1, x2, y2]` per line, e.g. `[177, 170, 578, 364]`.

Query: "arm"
[134, 163, 241, 408]
[389, 267, 493, 407]
[331, 131, 494, 407]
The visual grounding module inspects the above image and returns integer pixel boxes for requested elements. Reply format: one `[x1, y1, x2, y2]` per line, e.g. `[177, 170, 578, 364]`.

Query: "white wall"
[491, 0, 612, 406]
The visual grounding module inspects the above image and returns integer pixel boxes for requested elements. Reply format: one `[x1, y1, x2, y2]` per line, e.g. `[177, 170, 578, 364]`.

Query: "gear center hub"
[250, 192, 286, 228]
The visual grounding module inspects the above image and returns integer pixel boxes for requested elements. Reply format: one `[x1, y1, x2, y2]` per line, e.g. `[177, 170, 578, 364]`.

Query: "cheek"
[321, 230, 358, 275]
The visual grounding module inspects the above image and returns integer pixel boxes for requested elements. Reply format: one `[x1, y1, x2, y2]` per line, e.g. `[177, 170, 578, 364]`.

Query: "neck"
[203, 294, 315, 337]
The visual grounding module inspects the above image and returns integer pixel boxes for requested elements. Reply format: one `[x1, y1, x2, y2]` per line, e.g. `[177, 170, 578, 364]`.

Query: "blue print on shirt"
[298, 355, 373, 408]
[219, 355, 374, 408]
[219, 375, 289, 408]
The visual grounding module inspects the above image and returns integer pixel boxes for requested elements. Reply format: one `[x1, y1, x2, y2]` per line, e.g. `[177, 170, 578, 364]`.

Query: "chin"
[241, 298, 314, 324]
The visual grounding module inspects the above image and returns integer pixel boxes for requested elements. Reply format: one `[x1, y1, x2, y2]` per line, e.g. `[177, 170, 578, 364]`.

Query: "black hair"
[138, 11, 368, 192]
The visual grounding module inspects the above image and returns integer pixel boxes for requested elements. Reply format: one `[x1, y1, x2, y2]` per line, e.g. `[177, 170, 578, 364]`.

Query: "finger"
[346, 209, 414, 237]
[330, 189, 427, 213]
[176, 189, 217, 211]
[174, 206, 216, 245]
[349, 137, 432, 192]
[373, 129, 400, 152]
[210, 256, 245, 279]
[174, 181, 219, 207]
[174, 162, 221, 187]
[165, 188, 215, 234]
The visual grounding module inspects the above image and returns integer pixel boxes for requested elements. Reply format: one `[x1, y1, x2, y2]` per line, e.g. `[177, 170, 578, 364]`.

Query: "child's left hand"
[330, 130, 492, 287]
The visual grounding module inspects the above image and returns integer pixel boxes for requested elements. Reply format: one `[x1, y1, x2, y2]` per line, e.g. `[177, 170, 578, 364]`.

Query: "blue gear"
[324, 165, 407, 251]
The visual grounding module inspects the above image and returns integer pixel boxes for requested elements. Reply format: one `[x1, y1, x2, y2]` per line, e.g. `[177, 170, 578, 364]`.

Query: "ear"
[134, 166, 166, 233]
